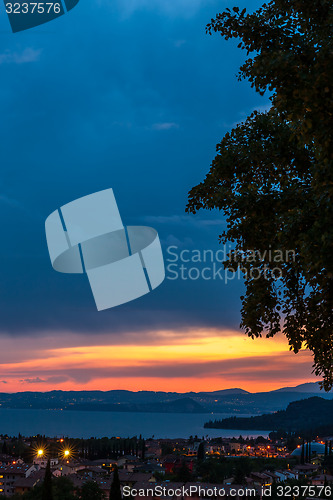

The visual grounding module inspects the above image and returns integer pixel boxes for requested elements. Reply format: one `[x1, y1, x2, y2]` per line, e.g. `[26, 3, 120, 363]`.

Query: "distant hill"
[146, 397, 205, 413]
[0, 384, 331, 415]
[204, 397, 333, 432]
[62, 397, 206, 414]
[272, 382, 326, 394]
[208, 388, 250, 395]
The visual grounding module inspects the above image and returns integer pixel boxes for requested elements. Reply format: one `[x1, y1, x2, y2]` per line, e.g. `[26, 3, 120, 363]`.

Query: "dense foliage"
[109, 466, 122, 500]
[205, 397, 333, 435]
[187, 0, 333, 389]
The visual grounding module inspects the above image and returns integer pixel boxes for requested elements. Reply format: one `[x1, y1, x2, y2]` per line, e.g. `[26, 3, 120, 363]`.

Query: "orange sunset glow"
[0, 328, 317, 393]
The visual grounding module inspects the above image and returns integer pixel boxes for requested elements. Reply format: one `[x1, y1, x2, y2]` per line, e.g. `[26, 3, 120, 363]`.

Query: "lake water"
[0, 409, 269, 439]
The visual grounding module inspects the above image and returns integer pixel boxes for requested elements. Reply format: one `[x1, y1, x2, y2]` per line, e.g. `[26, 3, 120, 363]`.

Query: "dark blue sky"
[0, 0, 269, 336]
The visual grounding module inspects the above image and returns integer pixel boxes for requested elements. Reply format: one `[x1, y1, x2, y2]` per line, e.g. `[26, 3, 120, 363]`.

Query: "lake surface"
[0, 409, 269, 439]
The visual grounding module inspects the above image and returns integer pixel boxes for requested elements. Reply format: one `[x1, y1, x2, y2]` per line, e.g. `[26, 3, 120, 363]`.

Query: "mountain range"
[0, 382, 331, 415]
[204, 396, 333, 433]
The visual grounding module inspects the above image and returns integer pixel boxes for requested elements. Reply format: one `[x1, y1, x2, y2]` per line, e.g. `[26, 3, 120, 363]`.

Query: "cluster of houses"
[0, 437, 332, 499]
[158, 438, 288, 458]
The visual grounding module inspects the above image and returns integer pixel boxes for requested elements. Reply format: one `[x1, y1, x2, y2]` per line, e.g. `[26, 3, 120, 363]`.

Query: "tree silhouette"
[80, 481, 105, 500]
[141, 439, 146, 460]
[197, 442, 205, 461]
[42, 460, 53, 500]
[176, 460, 192, 482]
[187, 0, 333, 390]
[2, 441, 8, 455]
[300, 441, 305, 465]
[110, 466, 122, 500]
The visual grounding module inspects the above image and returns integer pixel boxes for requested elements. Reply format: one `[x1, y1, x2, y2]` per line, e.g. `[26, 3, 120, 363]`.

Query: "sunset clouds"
[0, 0, 318, 396]
[0, 328, 316, 393]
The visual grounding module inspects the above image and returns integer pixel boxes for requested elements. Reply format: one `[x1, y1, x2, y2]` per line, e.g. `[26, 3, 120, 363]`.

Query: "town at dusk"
[0, 0, 332, 498]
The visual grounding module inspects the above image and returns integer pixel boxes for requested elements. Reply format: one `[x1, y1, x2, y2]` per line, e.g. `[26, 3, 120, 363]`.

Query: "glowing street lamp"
[59, 442, 76, 462]
[32, 444, 48, 462]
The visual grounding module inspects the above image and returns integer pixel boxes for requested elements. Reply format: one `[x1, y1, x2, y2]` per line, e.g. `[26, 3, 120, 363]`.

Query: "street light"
[32, 444, 48, 461]
[59, 443, 76, 461]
